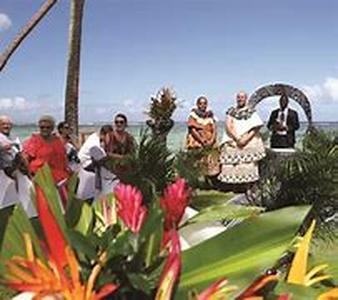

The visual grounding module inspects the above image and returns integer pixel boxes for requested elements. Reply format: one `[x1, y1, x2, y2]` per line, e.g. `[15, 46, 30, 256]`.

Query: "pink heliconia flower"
[160, 178, 192, 230]
[114, 183, 147, 233]
[155, 229, 181, 300]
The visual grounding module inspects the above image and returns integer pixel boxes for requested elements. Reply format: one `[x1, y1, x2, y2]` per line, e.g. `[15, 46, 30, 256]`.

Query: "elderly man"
[0, 116, 35, 215]
[0, 115, 19, 174]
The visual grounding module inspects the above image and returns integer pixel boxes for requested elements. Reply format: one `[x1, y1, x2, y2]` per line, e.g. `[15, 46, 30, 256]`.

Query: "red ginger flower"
[198, 278, 237, 300]
[35, 184, 68, 271]
[155, 229, 181, 300]
[160, 178, 192, 230]
[114, 183, 147, 233]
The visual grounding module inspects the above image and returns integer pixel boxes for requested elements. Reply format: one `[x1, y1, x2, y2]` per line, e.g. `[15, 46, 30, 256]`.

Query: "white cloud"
[0, 13, 12, 32]
[303, 77, 338, 103]
[0, 97, 30, 110]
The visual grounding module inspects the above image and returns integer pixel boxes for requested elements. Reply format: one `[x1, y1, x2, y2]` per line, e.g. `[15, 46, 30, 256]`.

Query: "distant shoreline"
[11, 121, 338, 127]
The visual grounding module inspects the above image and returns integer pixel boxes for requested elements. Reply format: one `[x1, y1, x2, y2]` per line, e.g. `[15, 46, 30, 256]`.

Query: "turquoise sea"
[11, 122, 338, 153]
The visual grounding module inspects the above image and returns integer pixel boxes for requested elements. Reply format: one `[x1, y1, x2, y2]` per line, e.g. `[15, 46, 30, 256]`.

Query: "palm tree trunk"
[64, 0, 85, 136]
[0, 0, 57, 72]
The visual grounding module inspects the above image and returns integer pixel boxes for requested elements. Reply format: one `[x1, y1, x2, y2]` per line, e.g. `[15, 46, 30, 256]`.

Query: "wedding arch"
[248, 83, 313, 128]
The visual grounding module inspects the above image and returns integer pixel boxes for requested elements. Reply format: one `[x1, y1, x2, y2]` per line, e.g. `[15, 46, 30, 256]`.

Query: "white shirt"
[276, 107, 289, 135]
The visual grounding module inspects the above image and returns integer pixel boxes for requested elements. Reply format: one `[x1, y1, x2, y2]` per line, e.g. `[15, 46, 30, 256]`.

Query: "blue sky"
[1, 0, 338, 124]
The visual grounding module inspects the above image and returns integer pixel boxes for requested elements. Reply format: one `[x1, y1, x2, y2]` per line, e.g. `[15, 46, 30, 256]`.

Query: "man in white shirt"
[77, 125, 118, 200]
[0, 115, 17, 171]
[0, 116, 35, 216]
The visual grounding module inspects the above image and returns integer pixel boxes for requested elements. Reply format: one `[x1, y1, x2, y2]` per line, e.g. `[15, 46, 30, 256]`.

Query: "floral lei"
[192, 108, 214, 119]
[226, 105, 256, 120]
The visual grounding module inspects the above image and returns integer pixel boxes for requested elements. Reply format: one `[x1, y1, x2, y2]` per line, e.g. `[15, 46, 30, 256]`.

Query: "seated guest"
[267, 94, 300, 148]
[23, 115, 70, 183]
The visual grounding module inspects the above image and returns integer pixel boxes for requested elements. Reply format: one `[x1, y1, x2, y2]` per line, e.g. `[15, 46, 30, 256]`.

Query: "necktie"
[280, 110, 285, 122]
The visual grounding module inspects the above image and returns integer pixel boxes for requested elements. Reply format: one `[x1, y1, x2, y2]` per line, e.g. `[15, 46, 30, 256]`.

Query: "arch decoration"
[248, 83, 313, 128]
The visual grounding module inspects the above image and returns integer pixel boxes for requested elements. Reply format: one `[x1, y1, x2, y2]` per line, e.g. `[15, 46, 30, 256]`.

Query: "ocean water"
[11, 122, 338, 153]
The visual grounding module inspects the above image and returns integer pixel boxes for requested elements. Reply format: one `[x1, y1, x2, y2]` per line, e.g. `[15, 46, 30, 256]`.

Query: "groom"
[267, 95, 300, 148]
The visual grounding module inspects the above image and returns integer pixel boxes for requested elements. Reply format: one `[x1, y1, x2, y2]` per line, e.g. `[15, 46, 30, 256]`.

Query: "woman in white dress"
[218, 92, 266, 190]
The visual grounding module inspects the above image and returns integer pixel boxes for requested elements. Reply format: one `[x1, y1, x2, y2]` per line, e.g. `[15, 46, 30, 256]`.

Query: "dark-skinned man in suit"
[267, 95, 300, 148]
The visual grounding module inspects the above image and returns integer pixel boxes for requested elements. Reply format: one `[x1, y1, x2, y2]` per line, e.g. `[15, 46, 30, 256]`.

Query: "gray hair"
[38, 115, 55, 126]
[0, 115, 13, 124]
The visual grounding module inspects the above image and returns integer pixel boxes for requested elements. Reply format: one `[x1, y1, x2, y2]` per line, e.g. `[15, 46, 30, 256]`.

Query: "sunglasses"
[115, 120, 125, 125]
[39, 126, 53, 129]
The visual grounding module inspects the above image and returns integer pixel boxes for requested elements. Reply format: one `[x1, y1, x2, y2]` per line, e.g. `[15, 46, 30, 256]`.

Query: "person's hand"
[235, 136, 247, 148]
[1, 143, 12, 151]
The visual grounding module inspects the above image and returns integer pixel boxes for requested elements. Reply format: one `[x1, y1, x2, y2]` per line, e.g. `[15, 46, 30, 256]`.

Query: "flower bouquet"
[0, 163, 337, 299]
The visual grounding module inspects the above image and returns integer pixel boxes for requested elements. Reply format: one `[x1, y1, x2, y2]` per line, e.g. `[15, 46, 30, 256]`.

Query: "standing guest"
[78, 125, 113, 171]
[107, 113, 135, 158]
[106, 113, 136, 178]
[57, 121, 79, 149]
[0, 116, 35, 215]
[218, 92, 265, 190]
[185, 96, 217, 149]
[77, 125, 117, 200]
[57, 121, 80, 169]
[0, 115, 17, 174]
[267, 94, 300, 148]
[23, 115, 70, 183]
[185, 96, 219, 176]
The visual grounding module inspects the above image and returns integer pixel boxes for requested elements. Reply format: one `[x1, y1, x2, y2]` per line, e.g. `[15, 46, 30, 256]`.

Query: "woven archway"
[248, 83, 313, 127]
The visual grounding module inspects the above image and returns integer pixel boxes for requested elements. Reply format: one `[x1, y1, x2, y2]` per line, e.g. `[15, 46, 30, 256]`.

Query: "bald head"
[236, 91, 248, 108]
[0, 115, 13, 136]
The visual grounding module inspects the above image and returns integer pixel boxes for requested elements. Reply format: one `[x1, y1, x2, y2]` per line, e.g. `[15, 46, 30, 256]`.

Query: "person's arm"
[208, 122, 217, 146]
[237, 127, 261, 148]
[0, 143, 12, 151]
[188, 117, 206, 145]
[291, 110, 300, 131]
[225, 115, 238, 142]
[267, 111, 276, 131]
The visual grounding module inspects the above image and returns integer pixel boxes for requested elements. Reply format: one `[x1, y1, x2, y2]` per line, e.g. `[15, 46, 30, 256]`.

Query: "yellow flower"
[2, 233, 118, 300]
[287, 220, 331, 287]
[318, 288, 338, 300]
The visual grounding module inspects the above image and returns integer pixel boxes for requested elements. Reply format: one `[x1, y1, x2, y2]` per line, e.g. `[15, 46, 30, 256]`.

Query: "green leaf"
[138, 202, 164, 268]
[191, 190, 235, 211]
[274, 281, 322, 299]
[73, 202, 93, 235]
[127, 273, 153, 294]
[181, 203, 264, 226]
[0, 205, 45, 274]
[312, 243, 338, 284]
[66, 229, 97, 260]
[106, 231, 134, 260]
[176, 206, 311, 299]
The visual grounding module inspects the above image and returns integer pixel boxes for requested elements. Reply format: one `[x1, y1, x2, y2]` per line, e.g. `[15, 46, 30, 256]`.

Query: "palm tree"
[64, 0, 86, 136]
[0, 0, 58, 72]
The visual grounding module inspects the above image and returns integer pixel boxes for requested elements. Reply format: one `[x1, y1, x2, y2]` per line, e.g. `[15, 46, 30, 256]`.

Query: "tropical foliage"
[1, 129, 338, 299]
[258, 129, 338, 233]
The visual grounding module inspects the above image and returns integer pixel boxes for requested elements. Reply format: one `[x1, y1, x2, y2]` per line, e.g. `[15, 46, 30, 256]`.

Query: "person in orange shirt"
[23, 115, 70, 183]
